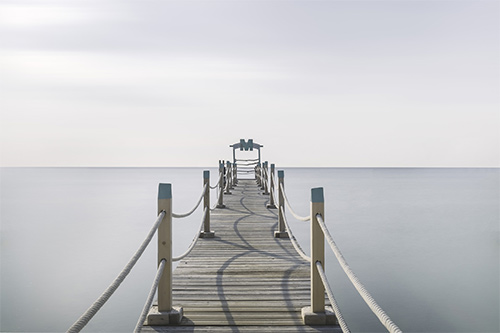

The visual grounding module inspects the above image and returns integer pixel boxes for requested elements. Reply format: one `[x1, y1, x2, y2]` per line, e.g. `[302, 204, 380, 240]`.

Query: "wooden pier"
[68, 140, 401, 333]
[141, 178, 340, 332]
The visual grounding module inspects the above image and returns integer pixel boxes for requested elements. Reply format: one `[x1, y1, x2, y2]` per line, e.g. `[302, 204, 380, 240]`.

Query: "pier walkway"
[142, 179, 339, 332]
[68, 140, 401, 333]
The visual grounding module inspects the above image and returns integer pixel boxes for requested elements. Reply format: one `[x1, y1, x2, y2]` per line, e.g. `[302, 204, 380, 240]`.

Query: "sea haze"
[0, 167, 498, 332]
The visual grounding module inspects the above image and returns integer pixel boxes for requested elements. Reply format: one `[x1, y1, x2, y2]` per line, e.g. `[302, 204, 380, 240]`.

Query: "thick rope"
[280, 183, 310, 221]
[133, 259, 166, 333]
[67, 211, 166, 333]
[280, 206, 311, 262]
[210, 171, 223, 189]
[173, 208, 208, 261]
[172, 183, 207, 218]
[316, 215, 402, 333]
[315, 261, 351, 333]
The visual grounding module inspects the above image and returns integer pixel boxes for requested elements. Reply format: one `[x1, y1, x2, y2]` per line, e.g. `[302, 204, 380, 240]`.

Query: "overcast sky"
[0, 0, 498, 167]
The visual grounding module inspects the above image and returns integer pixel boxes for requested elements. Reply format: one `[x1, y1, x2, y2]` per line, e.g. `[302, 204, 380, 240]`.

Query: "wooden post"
[310, 187, 325, 313]
[147, 183, 183, 325]
[225, 161, 232, 194]
[217, 161, 225, 208]
[255, 164, 260, 185]
[233, 163, 237, 185]
[302, 187, 334, 325]
[263, 161, 269, 195]
[157, 183, 172, 312]
[274, 171, 288, 238]
[267, 163, 276, 208]
[228, 162, 234, 189]
[260, 162, 266, 190]
[200, 171, 214, 238]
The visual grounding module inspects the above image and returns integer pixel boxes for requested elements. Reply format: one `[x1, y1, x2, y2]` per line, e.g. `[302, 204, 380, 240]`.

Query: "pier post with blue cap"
[274, 170, 289, 238]
[310, 187, 325, 313]
[147, 183, 183, 325]
[302, 187, 334, 325]
[200, 171, 215, 238]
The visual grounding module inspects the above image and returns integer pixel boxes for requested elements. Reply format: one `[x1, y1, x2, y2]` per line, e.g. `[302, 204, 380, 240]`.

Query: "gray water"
[0, 168, 498, 332]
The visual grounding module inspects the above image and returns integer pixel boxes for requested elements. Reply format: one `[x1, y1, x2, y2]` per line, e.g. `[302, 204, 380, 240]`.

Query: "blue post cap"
[158, 183, 172, 199]
[203, 170, 210, 179]
[278, 170, 284, 178]
[311, 187, 324, 203]
[271, 163, 275, 168]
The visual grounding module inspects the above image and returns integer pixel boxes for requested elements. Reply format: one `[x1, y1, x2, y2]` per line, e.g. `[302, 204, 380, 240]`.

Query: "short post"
[274, 170, 288, 238]
[228, 162, 234, 189]
[255, 164, 260, 185]
[225, 161, 232, 194]
[217, 161, 225, 208]
[146, 183, 183, 325]
[267, 164, 276, 208]
[233, 163, 237, 185]
[260, 162, 266, 190]
[263, 161, 269, 195]
[200, 171, 215, 238]
[302, 187, 334, 325]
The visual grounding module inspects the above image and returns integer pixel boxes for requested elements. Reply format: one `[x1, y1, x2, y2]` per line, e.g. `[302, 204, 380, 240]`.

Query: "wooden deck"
[142, 179, 340, 332]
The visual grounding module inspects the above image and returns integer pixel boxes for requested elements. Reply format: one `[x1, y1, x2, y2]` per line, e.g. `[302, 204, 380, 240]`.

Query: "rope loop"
[315, 261, 350, 333]
[316, 214, 402, 333]
[172, 183, 207, 218]
[134, 259, 166, 333]
[67, 211, 166, 333]
[173, 208, 208, 261]
[279, 183, 310, 221]
[280, 206, 311, 262]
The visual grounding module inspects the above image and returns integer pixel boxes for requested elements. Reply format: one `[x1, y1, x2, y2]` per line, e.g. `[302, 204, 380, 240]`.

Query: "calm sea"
[0, 167, 498, 333]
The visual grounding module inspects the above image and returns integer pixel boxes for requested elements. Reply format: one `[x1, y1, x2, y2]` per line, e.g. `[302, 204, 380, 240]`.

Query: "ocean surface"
[0, 167, 498, 333]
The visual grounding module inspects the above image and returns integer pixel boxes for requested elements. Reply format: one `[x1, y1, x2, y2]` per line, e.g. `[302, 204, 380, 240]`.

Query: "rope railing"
[134, 259, 166, 333]
[172, 183, 208, 218]
[316, 214, 402, 333]
[210, 171, 223, 189]
[280, 206, 311, 262]
[173, 208, 208, 261]
[67, 211, 166, 333]
[271, 169, 400, 332]
[315, 261, 350, 333]
[279, 182, 310, 221]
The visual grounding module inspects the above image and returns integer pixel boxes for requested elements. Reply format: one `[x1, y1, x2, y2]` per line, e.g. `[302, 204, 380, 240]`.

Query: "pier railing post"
[158, 184, 172, 312]
[200, 171, 215, 238]
[263, 161, 269, 195]
[260, 162, 266, 190]
[274, 171, 288, 238]
[225, 161, 232, 194]
[267, 163, 276, 208]
[217, 161, 225, 208]
[310, 187, 325, 313]
[233, 163, 237, 185]
[147, 183, 183, 325]
[255, 163, 260, 185]
[302, 187, 334, 325]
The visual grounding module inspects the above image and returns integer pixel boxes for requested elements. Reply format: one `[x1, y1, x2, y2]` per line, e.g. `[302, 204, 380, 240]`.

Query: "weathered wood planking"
[141, 179, 341, 332]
